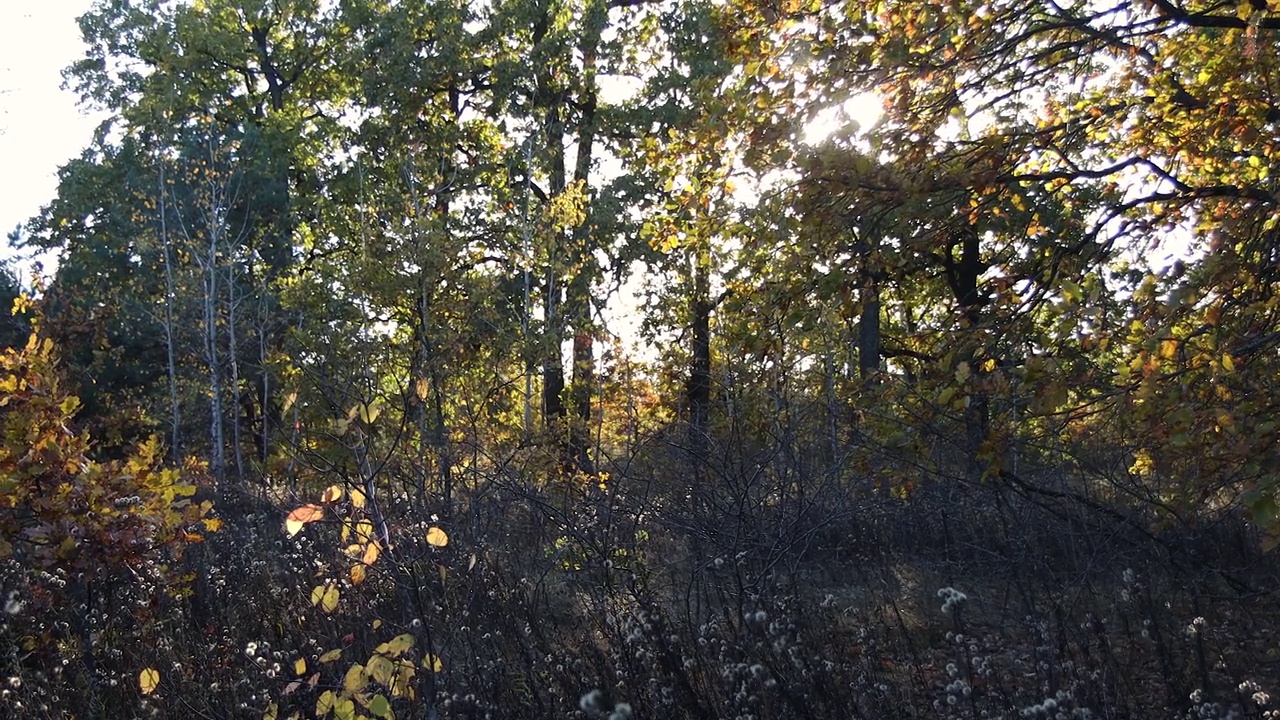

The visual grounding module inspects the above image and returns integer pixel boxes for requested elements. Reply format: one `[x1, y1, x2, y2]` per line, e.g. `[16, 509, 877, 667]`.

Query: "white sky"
[0, 0, 104, 257]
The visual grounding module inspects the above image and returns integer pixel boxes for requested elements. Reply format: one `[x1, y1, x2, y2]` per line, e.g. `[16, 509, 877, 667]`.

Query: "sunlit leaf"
[316, 690, 336, 716]
[376, 633, 414, 658]
[139, 668, 160, 695]
[320, 484, 344, 504]
[321, 584, 340, 613]
[426, 527, 449, 547]
[285, 504, 325, 537]
[366, 654, 395, 685]
[343, 664, 367, 694]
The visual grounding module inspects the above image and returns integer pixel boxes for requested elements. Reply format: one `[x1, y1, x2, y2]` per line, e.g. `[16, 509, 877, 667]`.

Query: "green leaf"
[369, 694, 392, 718]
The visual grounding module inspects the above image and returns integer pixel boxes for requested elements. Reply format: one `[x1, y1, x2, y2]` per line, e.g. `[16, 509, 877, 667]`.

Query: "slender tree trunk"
[205, 230, 226, 486]
[257, 305, 271, 465]
[227, 263, 245, 484]
[157, 161, 182, 463]
[521, 135, 536, 440]
[202, 140, 227, 487]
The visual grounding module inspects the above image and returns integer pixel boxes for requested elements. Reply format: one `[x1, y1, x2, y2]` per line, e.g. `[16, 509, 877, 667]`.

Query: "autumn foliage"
[0, 296, 215, 582]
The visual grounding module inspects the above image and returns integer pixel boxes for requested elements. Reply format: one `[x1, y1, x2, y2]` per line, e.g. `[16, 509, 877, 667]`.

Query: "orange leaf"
[285, 504, 325, 537]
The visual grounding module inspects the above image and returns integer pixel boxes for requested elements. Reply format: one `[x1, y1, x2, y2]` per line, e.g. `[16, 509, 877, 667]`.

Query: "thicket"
[5, 0, 1280, 718]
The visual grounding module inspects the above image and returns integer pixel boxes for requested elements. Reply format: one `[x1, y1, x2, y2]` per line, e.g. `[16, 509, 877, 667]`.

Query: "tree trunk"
[157, 161, 182, 463]
[539, 49, 569, 461]
[567, 9, 602, 475]
[944, 225, 989, 478]
[227, 263, 245, 484]
[858, 281, 881, 378]
[688, 245, 712, 444]
[205, 229, 226, 487]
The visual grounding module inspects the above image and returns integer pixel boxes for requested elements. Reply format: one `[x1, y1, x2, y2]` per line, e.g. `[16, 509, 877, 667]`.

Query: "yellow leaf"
[358, 400, 382, 424]
[372, 619, 382, 630]
[355, 519, 375, 543]
[321, 484, 344, 504]
[310, 585, 325, 607]
[316, 690, 337, 716]
[294, 657, 307, 676]
[139, 668, 160, 695]
[351, 564, 368, 585]
[263, 702, 279, 720]
[1222, 353, 1236, 372]
[367, 654, 396, 686]
[343, 664, 367, 694]
[319, 648, 343, 664]
[285, 504, 325, 537]
[426, 527, 449, 548]
[377, 633, 415, 658]
[321, 584, 340, 614]
[423, 654, 444, 672]
[362, 541, 380, 566]
[415, 377, 429, 400]
[391, 659, 416, 697]
[350, 487, 367, 509]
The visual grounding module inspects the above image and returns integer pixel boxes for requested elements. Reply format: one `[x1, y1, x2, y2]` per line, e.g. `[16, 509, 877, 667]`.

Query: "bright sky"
[0, 0, 104, 258]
